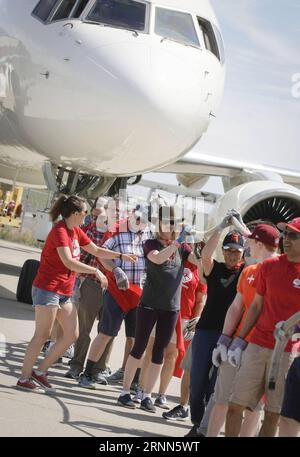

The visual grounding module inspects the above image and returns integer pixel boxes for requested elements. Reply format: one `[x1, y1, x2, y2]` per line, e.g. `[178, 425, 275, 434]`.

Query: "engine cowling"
[207, 180, 300, 260]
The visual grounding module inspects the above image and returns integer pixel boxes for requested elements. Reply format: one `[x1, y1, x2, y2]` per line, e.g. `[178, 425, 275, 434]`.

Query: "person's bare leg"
[207, 403, 228, 437]
[123, 354, 141, 391]
[121, 337, 135, 370]
[38, 302, 79, 372]
[143, 362, 163, 395]
[258, 411, 279, 437]
[158, 342, 178, 395]
[21, 306, 57, 378]
[139, 337, 154, 391]
[279, 416, 300, 437]
[225, 402, 245, 437]
[180, 370, 190, 406]
[49, 319, 59, 341]
[240, 409, 261, 437]
[86, 332, 113, 362]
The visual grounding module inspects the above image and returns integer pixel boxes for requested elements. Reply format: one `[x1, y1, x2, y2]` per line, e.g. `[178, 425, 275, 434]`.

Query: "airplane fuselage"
[0, 0, 225, 184]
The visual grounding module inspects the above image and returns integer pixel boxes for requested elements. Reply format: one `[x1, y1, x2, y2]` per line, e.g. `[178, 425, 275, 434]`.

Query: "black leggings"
[130, 307, 178, 364]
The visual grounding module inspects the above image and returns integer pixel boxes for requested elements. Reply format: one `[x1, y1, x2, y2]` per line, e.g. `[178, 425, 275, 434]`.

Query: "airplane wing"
[159, 150, 300, 188]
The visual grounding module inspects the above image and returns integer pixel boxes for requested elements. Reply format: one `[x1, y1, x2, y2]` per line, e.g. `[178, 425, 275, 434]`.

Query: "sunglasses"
[283, 230, 300, 241]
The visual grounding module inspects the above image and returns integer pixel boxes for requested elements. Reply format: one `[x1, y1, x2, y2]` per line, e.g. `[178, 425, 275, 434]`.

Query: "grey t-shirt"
[140, 239, 191, 312]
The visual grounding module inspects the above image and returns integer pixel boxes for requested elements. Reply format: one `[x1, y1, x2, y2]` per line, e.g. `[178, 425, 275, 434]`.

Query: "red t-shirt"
[250, 254, 300, 352]
[180, 260, 207, 319]
[33, 220, 91, 296]
[235, 263, 261, 342]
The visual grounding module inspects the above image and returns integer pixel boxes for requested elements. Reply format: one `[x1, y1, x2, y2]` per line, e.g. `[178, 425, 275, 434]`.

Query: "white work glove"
[230, 209, 251, 236]
[273, 321, 295, 342]
[113, 267, 129, 290]
[218, 211, 236, 231]
[227, 337, 248, 368]
[183, 317, 199, 341]
[212, 334, 232, 367]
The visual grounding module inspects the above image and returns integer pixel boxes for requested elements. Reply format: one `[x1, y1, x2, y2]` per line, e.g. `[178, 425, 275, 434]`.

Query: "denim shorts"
[32, 286, 72, 308]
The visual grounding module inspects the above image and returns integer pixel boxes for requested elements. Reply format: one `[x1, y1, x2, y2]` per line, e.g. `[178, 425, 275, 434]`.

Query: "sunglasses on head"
[283, 230, 300, 241]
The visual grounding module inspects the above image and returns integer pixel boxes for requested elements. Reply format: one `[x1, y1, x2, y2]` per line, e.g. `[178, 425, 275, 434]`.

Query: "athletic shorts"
[180, 341, 192, 371]
[99, 291, 136, 337]
[32, 286, 72, 308]
[230, 343, 292, 414]
[214, 360, 263, 411]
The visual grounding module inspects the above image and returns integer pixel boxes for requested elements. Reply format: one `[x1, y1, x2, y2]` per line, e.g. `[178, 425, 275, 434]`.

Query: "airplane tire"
[16, 259, 40, 304]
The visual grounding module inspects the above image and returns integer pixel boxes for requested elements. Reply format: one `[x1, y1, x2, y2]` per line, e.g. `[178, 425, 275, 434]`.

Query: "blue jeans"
[190, 329, 220, 425]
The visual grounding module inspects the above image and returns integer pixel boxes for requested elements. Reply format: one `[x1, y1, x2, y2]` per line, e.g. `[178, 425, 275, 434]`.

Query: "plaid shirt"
[80, 223, 105, 283]
[102, 227, 153, 286]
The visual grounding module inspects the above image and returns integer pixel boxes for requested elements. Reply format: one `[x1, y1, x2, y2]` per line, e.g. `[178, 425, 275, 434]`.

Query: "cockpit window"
[32, 0, 59, 22]
[85, 0, 147, 32]
[213, 24, 225, 64]
[72, 0, 90, 18]
[197, 17, 224, 63]
[52, 0, 77, 21]
[155, 7, 200, 48]
[32, 0, 96, 23]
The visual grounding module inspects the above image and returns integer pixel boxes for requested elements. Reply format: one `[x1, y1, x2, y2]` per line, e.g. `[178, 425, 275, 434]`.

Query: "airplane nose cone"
[80, 39, 209, 175]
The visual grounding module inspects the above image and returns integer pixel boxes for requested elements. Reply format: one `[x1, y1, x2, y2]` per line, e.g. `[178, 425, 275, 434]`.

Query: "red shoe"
[31, 370, 56, 393]
[16, 378, 42, 392]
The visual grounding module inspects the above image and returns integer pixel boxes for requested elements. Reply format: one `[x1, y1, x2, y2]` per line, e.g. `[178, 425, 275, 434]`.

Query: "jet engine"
[206, 180, 300, 261]
[208, 181, 300, 229]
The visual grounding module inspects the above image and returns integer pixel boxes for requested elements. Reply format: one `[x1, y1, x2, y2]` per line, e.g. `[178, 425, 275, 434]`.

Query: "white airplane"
[1, 0, 300, 226]
[0, 0, 225, 195]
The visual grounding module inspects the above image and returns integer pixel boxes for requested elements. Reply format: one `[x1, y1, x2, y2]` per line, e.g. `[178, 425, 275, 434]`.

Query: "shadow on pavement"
[0, 298, 33, 320]
[0, 262, 21, 277]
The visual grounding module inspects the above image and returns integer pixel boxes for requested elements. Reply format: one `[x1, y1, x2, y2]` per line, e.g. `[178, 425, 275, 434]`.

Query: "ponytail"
[49, 195, 86, 222]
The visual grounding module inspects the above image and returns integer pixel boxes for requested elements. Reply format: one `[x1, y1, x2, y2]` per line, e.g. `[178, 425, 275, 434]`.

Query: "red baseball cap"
[277, 217, 300, 234]
[247, 224, 280, 247]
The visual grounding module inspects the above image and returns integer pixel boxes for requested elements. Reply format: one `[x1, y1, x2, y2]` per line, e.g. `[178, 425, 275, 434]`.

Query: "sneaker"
[93, 372, 108, 385]
[65, 367, 81, 380]
[106, 368, 124, 384]
[117, 393, 136, 409]
[78, 373, 96, 390]
[140, 397, 156, 413]
[64, 344, 74, 359]
[162, 404, 189, 421]
[133, 387, 143, 404]
[154, 394, 170, 410]
[99, 368, 111, 378]
[184, 424, 204, 437]
[44, 340, 55, 356]
[31, 370, 56, 392]
[16, 378, 43, 393]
